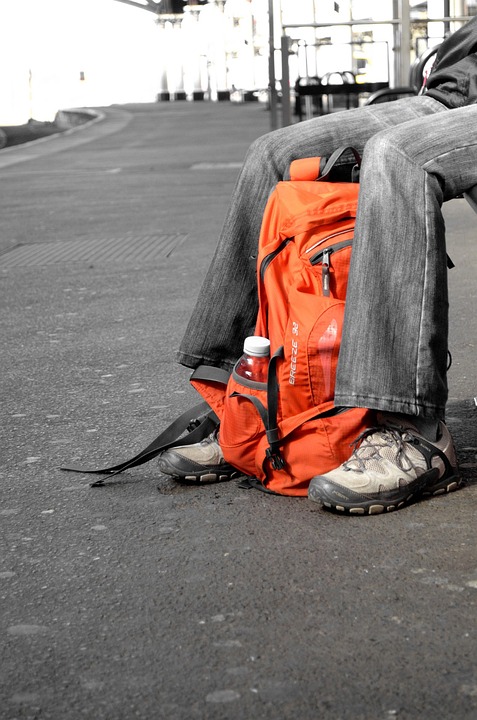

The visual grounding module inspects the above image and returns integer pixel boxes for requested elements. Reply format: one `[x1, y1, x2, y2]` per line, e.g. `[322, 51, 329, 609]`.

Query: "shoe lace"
[343, 426, 418, 474]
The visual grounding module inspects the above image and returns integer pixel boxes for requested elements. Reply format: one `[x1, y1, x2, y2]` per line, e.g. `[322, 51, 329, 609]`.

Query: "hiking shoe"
[157, 429, 239, 484]
[308, 416, 461, 515]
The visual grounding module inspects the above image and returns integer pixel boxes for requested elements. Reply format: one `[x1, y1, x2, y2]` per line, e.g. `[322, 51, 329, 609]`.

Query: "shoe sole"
[178, 470, 241, 485]
[157, 456, 240, 485]
[308, 472, 462, 516]
[308, 484, 418, 515]
[422, 474, 462, 497]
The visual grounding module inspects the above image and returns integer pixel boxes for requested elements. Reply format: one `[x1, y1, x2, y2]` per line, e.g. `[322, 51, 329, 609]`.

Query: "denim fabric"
[335, 102, 477, 418]
[177, 96, 477, 417]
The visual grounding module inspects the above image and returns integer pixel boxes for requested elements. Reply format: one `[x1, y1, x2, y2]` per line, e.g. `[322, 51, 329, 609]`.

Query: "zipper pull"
[322, 249, 330, 296]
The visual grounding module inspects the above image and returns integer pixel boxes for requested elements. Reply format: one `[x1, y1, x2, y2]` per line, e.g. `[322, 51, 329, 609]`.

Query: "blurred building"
[0, 0, 475, 125]
[151, 0, 476, 103]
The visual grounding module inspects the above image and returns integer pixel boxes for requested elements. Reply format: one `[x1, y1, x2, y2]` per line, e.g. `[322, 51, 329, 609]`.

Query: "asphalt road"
[1, 101, 476, 720]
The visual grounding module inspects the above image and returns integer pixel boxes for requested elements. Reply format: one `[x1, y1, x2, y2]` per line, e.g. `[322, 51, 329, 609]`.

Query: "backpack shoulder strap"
[60, 400, 218, 487]
[189, 364, 231, 420]
[190, 365, 231, 385]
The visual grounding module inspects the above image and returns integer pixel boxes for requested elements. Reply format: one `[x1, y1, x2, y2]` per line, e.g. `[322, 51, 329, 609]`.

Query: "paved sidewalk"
[1, 101, 476, 720]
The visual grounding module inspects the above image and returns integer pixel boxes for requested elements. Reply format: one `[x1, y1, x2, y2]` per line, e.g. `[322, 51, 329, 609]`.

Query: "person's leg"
[335, 103, 477, 419]
[309, 103, 477, 514]
[177, 96, 447, 372]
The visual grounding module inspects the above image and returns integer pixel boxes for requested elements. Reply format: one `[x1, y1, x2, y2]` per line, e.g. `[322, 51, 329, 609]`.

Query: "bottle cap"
[243, 336, 270, 357]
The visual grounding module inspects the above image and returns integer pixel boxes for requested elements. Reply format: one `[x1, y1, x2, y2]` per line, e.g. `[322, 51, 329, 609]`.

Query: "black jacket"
[425, 15, 477, 107]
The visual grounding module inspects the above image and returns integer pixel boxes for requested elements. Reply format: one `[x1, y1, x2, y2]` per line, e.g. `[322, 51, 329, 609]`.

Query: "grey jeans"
[177, 96, 477, 419]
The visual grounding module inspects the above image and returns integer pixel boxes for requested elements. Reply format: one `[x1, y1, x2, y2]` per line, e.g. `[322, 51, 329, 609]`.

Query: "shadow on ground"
[447, 398, 477, 487]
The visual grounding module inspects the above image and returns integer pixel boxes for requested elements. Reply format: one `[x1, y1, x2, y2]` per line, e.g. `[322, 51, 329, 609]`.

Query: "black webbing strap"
[227, 347, 285, 472]
[265, 347, 285, 470]
[229, 391, 268, 427]
[190, 365, 231, 386]
[318, 146, 361, 183]
[60, 400, 218, 487]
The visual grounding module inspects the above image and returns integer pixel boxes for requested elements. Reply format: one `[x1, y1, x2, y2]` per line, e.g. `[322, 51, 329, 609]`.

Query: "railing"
[272, 15, 472, 129]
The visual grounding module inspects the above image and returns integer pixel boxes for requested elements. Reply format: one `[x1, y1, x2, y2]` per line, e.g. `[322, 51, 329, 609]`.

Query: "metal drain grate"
[0, 233, 188, 268]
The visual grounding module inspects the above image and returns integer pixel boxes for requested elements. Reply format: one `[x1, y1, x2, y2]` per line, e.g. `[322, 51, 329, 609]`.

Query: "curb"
[0, 108, 105, 155]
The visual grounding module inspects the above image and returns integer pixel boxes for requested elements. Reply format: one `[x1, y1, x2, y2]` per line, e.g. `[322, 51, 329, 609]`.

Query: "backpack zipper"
[305, 226, 353, 255]
[260, 237, 292, 280]
[309, 237, 353, 265]
[260, 234, 352, 295]
[310, 238, 353, 297]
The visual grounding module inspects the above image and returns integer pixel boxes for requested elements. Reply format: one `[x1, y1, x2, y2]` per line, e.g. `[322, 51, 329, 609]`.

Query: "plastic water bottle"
[235, 336, 270, 383]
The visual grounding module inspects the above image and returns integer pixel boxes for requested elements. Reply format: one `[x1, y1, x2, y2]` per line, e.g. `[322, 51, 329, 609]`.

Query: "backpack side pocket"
[219, 371, 268, 477]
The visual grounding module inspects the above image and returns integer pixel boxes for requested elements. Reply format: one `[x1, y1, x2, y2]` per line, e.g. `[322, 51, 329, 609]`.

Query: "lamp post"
[268, 0, 278, 130]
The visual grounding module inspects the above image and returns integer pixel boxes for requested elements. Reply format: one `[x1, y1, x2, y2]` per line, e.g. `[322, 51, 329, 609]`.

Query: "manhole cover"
[0, 233, 188, 268]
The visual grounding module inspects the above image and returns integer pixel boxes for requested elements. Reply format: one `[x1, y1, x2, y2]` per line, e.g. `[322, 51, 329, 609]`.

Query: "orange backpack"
[61, 148, 372, 492]
[191, 147, 373, 496]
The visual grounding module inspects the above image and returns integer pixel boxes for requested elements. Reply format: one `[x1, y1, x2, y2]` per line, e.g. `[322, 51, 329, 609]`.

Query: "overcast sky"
[0, 0, 160, 123]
